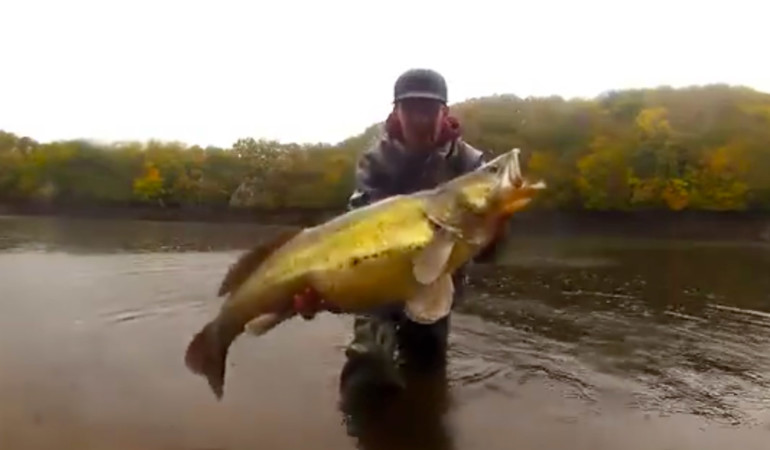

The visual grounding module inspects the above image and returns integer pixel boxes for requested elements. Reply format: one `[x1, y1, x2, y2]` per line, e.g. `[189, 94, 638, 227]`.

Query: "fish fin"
[412, 227, 455, 285]
[184, 320, 238, 400]
[404, 274, 455, 324]
[218, 228, 302, 297]
[244, 310, 294, 336]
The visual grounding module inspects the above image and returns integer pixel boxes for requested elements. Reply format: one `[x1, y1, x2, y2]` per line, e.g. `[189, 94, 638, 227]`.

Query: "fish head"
[451, 148, 547, 219]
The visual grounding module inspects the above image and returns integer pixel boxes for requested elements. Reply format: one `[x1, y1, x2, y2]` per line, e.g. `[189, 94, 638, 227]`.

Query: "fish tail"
[184, 319, 239, 400]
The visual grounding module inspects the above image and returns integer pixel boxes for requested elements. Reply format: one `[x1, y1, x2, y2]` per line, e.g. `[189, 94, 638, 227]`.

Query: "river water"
[1, 215, 769, 450]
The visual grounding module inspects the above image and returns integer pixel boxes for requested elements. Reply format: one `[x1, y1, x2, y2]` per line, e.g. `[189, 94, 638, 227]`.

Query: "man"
[295, 68, 506, 401]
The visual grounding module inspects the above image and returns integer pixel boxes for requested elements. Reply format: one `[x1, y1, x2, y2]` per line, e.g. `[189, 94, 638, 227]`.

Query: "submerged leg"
[339, 310, 405, 436]
[342, 311, 405, 388]
[397, 313, 450, 372]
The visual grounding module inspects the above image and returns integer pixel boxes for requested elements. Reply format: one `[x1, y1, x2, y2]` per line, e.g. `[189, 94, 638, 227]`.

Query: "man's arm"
[347, 140, 393, 211]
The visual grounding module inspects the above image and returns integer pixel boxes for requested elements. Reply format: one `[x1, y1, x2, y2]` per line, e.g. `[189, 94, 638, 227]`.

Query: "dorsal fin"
[217, 227, 302, 297]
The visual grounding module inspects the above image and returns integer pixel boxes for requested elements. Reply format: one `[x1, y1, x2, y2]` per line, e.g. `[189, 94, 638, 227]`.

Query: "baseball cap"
[393, 68, 448, 104]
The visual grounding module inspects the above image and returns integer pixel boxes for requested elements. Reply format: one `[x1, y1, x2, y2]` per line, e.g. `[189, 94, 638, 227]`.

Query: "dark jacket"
[347, 130, 485, 209]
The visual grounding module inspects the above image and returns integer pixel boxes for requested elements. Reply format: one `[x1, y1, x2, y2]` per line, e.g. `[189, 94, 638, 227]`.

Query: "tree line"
[1, 84, 769, 212]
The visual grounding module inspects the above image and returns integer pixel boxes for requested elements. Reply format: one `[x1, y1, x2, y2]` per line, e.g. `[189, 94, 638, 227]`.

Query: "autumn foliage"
[1, 84, 769, 212]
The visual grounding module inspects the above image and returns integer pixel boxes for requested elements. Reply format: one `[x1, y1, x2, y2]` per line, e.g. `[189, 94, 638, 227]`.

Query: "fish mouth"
[497, 148, 546, 215]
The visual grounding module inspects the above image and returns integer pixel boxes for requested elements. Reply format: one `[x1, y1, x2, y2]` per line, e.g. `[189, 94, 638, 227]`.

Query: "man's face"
[395, 98, 447, 150]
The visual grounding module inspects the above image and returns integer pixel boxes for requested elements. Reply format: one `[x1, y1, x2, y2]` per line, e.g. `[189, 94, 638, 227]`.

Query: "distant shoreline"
[0, 202, 342, 226]
[2, 202, 768, 242]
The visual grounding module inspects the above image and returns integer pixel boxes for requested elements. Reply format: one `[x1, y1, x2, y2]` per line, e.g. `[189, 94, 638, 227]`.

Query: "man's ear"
[393, 102, 404, 122]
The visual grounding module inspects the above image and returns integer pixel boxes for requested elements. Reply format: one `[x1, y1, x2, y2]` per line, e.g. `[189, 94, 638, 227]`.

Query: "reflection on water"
[0, 214, 290, 254]
[460, 236, 770, 425]
[1, 215, 769, 450]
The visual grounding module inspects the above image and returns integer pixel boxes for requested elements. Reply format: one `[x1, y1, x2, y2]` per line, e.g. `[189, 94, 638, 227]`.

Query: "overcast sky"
[1, 0, 767, 148]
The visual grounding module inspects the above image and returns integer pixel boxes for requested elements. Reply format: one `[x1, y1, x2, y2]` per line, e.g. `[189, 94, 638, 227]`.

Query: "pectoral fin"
[244, 310, 295, 336]
[405, 274, 455, 324]
[412, 227, 455, 285]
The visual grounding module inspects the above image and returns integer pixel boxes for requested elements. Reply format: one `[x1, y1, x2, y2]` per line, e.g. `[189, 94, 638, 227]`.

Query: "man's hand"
[292, 286, 342, 320]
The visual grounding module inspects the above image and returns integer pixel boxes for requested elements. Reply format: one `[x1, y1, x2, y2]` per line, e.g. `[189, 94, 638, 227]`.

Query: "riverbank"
[507, 210, 770, 242]
[2, 202, 769, 242]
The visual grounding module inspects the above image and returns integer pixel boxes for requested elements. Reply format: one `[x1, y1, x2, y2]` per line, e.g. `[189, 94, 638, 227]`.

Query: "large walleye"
[185, 148, 546, 398]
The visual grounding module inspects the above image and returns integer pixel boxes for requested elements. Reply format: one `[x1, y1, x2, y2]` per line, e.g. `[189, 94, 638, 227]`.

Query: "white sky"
[1, 0, 767, 148]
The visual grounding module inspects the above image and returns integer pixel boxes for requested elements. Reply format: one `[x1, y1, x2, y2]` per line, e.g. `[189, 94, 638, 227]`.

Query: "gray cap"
[393, 68, 448, 104]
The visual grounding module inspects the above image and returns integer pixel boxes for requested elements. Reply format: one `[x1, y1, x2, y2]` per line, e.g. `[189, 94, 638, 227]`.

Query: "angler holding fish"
[184, 68, 546, 401]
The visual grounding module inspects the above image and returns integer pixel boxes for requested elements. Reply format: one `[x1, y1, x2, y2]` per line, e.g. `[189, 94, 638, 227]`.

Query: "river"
[1, 215, 769, 450]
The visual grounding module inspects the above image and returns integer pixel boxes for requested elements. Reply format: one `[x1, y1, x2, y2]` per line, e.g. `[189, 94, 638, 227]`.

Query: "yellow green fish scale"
[224, 194, 441, 318]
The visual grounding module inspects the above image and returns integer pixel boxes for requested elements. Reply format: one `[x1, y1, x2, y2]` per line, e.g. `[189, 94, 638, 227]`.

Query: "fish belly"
[308, 244, 423, 312]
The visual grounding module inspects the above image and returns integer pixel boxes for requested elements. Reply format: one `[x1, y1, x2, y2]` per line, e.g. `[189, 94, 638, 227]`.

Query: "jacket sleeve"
[455, 140, 486, 173]
[347, 141, 393, 211]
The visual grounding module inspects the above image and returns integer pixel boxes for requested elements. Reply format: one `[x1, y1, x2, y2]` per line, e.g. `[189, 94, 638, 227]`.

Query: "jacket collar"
[382, 112, 460, 162]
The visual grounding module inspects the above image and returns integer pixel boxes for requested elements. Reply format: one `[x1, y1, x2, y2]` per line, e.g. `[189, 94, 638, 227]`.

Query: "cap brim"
[394, 92, 446, 103]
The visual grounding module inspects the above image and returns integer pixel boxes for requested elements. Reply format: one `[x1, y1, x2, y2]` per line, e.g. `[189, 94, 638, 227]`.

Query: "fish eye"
[476, 153, 509, 175]
[483, 162, 503, 174]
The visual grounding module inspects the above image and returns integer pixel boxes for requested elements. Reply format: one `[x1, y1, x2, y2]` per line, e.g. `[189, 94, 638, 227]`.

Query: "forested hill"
[1, 84, 769, 213]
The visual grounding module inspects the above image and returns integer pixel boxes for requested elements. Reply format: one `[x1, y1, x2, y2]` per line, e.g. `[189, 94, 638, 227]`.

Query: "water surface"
[1, 215, 769, 450]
